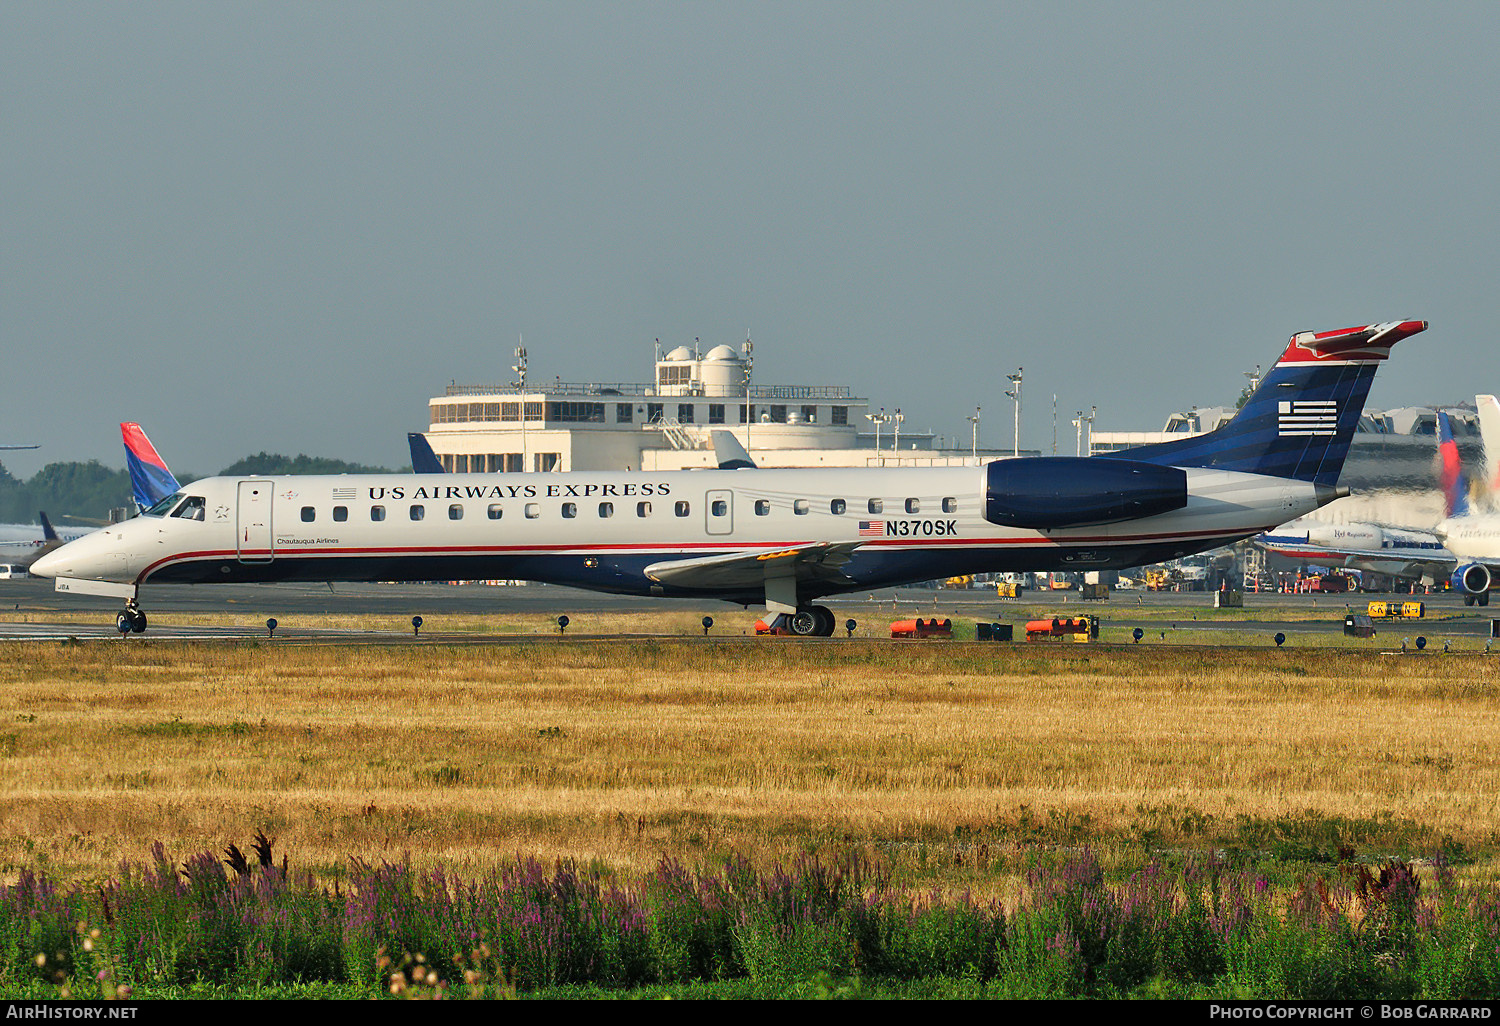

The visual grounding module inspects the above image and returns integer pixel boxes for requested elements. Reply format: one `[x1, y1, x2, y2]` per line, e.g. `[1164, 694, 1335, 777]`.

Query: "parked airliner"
[30, 320, 1427, 634]
[1436, 405, 1500, 605]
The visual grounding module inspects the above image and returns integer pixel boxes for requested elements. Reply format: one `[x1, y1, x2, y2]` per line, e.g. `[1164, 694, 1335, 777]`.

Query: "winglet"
[121, 423, 181, 511]
[710, 430, 757, 470]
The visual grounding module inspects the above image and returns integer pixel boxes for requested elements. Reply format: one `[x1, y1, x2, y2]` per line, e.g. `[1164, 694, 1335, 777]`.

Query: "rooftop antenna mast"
[742, 335, 753, 454]
[512, 337, 528, 472]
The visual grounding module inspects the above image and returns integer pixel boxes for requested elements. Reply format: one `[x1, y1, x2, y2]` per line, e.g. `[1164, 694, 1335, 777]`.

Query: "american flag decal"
[858, 520, 884, 537]
[332, 487, 357, 500]
[1278, 400, 1338, 437]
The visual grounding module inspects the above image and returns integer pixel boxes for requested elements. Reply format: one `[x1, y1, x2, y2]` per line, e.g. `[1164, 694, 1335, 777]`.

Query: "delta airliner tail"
[1438, 411, 1470, 518]
[121, 423, 181, 512]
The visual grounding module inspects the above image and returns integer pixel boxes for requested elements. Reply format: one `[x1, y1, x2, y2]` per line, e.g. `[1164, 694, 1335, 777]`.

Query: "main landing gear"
[116, 602, 147, 634]
[786, 605, 837, 637]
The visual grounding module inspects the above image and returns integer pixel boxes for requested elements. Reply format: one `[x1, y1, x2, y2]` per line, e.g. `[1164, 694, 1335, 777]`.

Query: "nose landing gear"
[115, 603, 147, 634]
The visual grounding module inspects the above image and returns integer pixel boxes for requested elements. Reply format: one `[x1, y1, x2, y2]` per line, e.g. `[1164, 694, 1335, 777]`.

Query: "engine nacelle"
[984, 457, 1188, 530]
[1452, 562, 1492, 596]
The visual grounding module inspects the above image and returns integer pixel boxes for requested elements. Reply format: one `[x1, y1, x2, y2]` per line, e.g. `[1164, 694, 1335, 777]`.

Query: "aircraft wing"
[644, 541, 863, 612]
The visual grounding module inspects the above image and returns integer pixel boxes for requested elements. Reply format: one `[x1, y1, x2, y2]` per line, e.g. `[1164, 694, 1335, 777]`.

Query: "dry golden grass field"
[3, 613, 1499, 891]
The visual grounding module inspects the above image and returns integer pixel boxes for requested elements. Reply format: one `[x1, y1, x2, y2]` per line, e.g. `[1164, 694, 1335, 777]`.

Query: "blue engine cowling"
[984, 457, 1188, 530]
[1452, 562, 1492, 596]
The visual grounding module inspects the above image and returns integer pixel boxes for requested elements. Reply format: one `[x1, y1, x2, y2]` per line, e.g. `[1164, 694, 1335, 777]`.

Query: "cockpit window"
[170, 496, 207, 521]
[142, 492, 185, 517]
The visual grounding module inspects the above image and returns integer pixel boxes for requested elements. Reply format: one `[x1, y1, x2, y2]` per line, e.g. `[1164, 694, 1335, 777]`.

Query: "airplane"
[29, 319, 1426, 635]
[1436, 406, 1500, 605]
[0, 513, 94, 563]
[1253, 518, 1453, 586]
[0, 424, 181, 572]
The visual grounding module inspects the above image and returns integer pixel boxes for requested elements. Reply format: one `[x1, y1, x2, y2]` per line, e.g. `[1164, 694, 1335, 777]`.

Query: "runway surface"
[2, 576, 1495, 645]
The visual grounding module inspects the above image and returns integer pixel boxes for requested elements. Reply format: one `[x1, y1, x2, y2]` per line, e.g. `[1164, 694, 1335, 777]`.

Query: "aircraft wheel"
[116, 611, 133, 634]
[1481, 592, 1491, 607]
[811, 605, 836, 637]
[131, 609, 148, 633]
[1464, 595, 1475, 607]
[788, 609, 821, 636]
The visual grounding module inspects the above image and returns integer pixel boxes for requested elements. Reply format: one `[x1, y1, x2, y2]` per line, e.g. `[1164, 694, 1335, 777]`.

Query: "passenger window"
[868, 499, 883, 514]
[449, 504, 463, 520]
[905, 498, 920, 514]
[333, 506, 348, 522]
[487, 504, 503, 520]
[755, 499, 771, 516]
[794, 499, 809, 515]
[637, 501, 652, 517]
[830, 499, 846, 515]
[942, 497, 958, 514]
[599, 502, 614, 518]
[675, 501, 690, 517]
[300, 506, 316, 523]
[712, 499, 728, 517]
[371, 505, 386, 522]
[562, 503, 577, 519]
[410, 505, 425, 521]
[525, 503, 540, 519]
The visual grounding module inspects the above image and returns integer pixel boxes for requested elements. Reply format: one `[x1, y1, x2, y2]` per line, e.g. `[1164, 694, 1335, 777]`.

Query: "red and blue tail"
[121, 422, 181, 511]
[1110, 320, 1426, 485]
[1437, 411, 1470, 517]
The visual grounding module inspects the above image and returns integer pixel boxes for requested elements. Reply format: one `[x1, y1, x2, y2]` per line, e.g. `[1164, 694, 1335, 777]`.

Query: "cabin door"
[236, 480, 275, 563]
[705, 489, 734, 536]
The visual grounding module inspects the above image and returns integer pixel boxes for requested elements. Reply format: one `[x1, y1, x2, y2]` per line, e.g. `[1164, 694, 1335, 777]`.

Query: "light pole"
[512, 342, 528, 472]
[892, 408, 903, 451]
[1073, 412, 1084, 457]
[865, 408, 889, 453]
[968, 407, 981, 461]
[1005, 368, 1023, 457]
[742, 337, 753, 453]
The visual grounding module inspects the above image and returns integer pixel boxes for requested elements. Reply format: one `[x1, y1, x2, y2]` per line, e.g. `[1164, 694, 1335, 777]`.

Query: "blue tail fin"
[408, 432, 445, 474]
[1109, 320, 1426, 484]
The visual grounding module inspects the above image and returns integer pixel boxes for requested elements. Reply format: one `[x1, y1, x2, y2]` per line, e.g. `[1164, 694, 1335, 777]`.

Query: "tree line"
[0, 454, 402, 524]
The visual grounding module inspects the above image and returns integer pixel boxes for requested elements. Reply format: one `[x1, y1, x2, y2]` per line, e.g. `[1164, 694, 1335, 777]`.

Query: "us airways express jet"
[30, 320, 1427, 634]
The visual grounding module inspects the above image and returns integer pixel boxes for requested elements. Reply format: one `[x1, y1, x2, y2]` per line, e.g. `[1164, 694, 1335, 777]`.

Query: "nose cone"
[26, 545, 66, 579]
[25, 529, 131, 582]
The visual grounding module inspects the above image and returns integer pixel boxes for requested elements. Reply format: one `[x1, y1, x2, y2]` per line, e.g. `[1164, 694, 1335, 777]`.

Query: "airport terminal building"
[424, 341, 1020, 473]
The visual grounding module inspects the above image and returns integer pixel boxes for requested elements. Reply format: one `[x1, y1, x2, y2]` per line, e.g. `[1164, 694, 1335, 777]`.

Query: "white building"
[424, 341, 1020, 472]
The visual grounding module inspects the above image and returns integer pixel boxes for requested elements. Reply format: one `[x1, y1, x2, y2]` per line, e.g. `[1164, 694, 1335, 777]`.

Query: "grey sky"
[3, 2, 1496, 478]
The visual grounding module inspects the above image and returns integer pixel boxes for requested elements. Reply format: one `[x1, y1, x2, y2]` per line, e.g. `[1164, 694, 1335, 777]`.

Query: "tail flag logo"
[1277, 400, 1338, 437]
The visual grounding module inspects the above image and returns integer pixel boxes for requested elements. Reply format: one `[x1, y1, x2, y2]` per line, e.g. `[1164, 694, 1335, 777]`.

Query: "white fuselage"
[30, 465, 1337, 607]
[1437, 514, 1500, 565]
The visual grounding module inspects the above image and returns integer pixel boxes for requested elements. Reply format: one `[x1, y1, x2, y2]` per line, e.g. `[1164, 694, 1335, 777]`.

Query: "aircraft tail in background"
[1438, 411, 1470, 518]
[121, 423, 181, 511]
[408, 432, 445, 474]
[1476, 394, 1500, 500]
